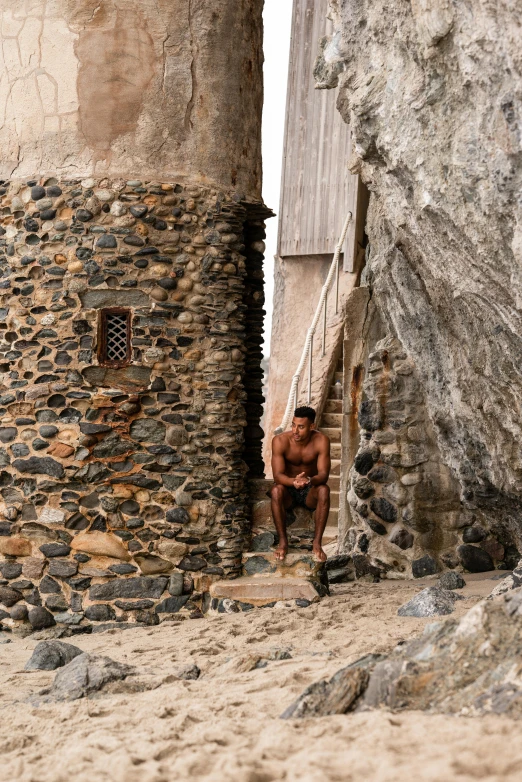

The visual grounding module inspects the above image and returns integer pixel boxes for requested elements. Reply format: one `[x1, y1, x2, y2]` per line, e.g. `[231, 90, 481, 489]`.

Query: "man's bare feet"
[274, 541, 288, 561]
[312, 542, 327, 563]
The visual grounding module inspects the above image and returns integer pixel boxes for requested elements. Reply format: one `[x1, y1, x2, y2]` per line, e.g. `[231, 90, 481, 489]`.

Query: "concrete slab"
[209, 575, 322, 606]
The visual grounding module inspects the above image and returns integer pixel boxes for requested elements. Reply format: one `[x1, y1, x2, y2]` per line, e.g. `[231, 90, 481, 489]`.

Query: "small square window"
[98, 309, 131, 367]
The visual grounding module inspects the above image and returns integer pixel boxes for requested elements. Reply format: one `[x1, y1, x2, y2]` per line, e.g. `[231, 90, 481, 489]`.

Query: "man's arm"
[271, 436, 297, 488]
[310, 435, 331, 487]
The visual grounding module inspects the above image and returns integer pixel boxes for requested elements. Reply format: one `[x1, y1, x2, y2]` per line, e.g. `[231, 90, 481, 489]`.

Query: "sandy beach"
[1, 573, 521, 782]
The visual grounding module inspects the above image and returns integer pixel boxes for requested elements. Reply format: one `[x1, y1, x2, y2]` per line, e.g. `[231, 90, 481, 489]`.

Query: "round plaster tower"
[0, 0, 269, 628]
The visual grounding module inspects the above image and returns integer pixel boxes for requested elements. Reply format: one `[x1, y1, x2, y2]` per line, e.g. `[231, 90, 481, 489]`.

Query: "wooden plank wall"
[278, 0, 361, 271]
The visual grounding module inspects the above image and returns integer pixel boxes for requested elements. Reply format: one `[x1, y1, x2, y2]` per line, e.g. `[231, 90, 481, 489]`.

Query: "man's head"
[291, 406, 316, 442]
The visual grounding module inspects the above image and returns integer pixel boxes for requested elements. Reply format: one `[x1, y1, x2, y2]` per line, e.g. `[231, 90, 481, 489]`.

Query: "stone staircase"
[320, 354, 343, 545]
[207, 356, 344, 612]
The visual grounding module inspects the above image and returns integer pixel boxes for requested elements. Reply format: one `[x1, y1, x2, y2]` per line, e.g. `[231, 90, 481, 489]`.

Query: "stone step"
[242, 550, 325, 580]
[328, 508, 339, 525]
[330, 459, 340, 475]
[328, 386, 343, 400]
[330, 490, 340, 508]
[323, 525, 338, 545]
[320, 427, 341, 443]
[209, 575, 323, 608]
[329, 476, 340, 491]
[249, 478, 273, 501]
[321, 411, 343, 427]
[324, 399, 342, 414]
[331, 442, 341, 459]
[206, 548, 331, 609]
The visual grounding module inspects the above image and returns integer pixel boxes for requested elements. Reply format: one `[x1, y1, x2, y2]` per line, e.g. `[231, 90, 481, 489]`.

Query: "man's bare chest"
[284, 442, 319, 467]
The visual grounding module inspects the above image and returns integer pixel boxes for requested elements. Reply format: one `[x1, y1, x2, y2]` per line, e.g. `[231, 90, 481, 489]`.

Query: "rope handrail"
[274, 210, 353, 435]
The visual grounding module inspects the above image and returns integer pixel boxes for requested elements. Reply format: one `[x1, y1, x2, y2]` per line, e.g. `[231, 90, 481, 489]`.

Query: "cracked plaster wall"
[0, 0, 263, 197]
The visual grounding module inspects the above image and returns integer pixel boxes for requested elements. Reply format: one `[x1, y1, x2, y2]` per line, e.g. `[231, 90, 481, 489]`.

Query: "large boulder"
[281, 656, 380, 718]
[282, 587, 522, 719]
[325, 555, 355, 584]
[25, 640, 83, 671]
[458, 545, 494, 573]
[397, 587, 461, 617]
[488, 560, 522, 598]
[438, 571, 466, 590]
[45, 654, 133, 701]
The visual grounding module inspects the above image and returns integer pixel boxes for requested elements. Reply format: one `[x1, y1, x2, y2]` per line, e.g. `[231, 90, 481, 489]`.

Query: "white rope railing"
[274, 210, 352, 435]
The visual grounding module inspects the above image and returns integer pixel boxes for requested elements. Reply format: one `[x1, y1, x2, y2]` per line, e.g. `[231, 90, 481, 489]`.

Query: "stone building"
[0, 1, 271, 629]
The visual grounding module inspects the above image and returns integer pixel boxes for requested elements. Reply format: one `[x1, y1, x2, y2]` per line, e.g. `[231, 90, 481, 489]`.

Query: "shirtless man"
[270, 406, 331, 562]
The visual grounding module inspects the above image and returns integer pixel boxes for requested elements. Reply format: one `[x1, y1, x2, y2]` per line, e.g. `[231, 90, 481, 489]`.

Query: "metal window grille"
[106, 313, 129, 362]
[99, 309, 131, 366]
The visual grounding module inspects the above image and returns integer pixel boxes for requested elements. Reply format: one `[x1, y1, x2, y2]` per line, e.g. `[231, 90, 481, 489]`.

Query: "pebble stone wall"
[347, 337, 520, 579]
[0, 177, 268, 631]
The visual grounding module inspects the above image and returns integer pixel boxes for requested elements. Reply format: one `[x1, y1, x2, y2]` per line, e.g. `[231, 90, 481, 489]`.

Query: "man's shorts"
[287, 483, 312, 508]
[267, 483, 313, 508]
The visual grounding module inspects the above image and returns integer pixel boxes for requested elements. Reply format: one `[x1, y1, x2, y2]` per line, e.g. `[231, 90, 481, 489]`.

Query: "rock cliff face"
[320, 1, 522, 572]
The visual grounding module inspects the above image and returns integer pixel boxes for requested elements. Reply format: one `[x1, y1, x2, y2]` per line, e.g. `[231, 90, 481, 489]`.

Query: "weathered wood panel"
[278, 0, 361, 269]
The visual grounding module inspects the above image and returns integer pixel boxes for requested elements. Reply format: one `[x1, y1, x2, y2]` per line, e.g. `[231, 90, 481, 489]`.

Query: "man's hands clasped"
[293, 472, 310, 489]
